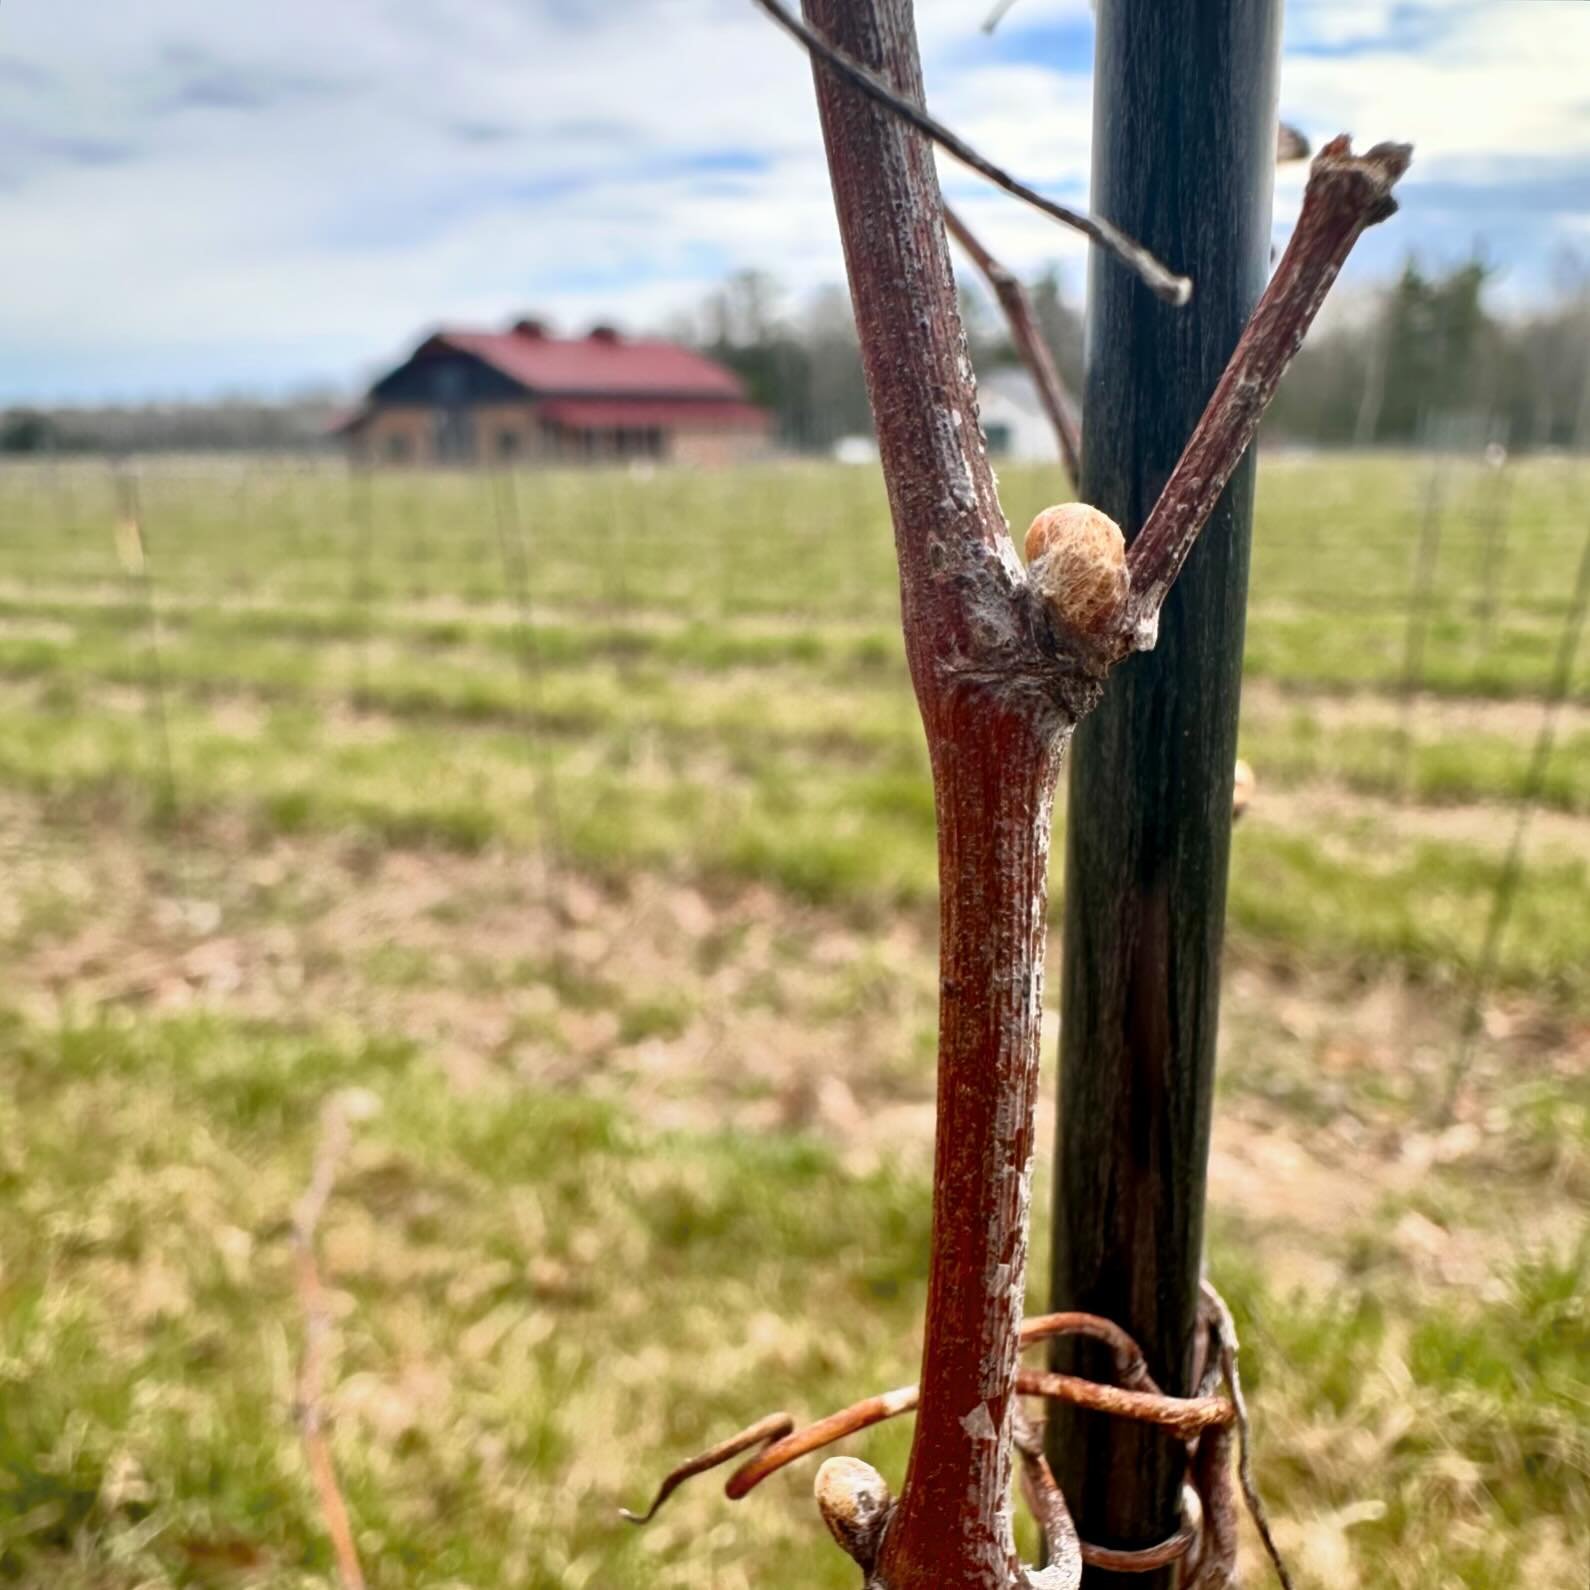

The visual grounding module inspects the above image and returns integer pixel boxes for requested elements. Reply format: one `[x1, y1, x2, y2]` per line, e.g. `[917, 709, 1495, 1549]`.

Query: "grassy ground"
[0, 454, 1586, 1588]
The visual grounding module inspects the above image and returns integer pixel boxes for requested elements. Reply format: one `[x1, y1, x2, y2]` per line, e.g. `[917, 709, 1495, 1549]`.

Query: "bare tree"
[626, 5, 1407, 1585]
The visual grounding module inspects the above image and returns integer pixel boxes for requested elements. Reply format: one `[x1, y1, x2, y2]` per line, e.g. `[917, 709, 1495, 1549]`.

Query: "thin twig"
[293, 1093, 379, 1590]
[1076, 1507, 1198, 1575]
[621, 1397, 902, 1524]
[1123, 136, 1412, 639]
[618, 1412, 795, 1524]
[944, 203, 1083, 488]
[1201, 1283, 1296, 1590]
[1012, 1406, 1081, 1590]
[1181, 1309, 1237, 1590]
[1017, 1401, 1199, 1580]
[1183, 1418, 1236, 1590]
[622, 1314, 1223, 1524]
[750, 0, 1191, 304]
[1015, 1369, 1231, 1440]
[731, 1357, 1220, 1500]
[980, 0, 1021, 34]
[726, 1386, 918, 1498]
[1017, 1309, 1158, 1390]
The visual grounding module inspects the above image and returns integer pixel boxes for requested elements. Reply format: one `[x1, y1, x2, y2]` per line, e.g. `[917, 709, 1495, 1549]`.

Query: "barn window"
[498, 429, 519, 458]
[386, 433, 409, 462]
[983, 422, 1012, 456]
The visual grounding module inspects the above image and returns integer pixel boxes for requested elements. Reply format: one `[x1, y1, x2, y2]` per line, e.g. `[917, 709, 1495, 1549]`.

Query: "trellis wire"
[489, 468, 565, 865]
[602, 468, 642, 780]
[408, 472, 432, 602]
[1473, 427, 1515, 646]
[348, 465, 376, 706]
[718, 467, 739, 621]
[112, 462, 182, 835]
[603, 466, 633, 622]
[1442, 513, 1590, 1119]
[232, 459, 252, 559]
[46, 449, 70, 562]
[1396, 444, 1450, 799]
[592, 465, 678, 958]
[1353, 319, 1390, 448]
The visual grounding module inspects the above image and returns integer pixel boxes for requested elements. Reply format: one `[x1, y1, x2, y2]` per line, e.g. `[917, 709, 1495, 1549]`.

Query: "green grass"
[0, 453, 1587, 1586]
[1229, 823, 1590, 1000]
[1240, 696, 1590, 814]
[2, 1008, 1582, 1589]
[0, 1009, 929, 1590]
[0, 672, 1583, 992]
[1215, 1233, 1589, 1589]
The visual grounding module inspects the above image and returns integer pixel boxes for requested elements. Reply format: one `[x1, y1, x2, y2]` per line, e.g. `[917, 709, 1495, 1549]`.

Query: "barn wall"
[347, 401, 772, 470]
[472, 403, 547, 465]
[668, 429, 770, 469]
[354, 407, 435, 466]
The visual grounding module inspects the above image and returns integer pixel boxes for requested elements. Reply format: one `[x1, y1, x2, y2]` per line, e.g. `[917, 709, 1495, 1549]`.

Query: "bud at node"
[814, 1456, 891, 1567]
[1023, 502, 1129, 639]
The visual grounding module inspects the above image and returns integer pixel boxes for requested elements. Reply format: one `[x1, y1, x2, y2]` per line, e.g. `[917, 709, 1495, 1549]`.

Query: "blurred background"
[0, 3, 1586, 1588]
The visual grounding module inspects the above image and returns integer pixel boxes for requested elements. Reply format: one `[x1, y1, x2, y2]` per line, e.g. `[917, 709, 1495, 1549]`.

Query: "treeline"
[688, 258, 1590, 454]
[672, 267, 1083, 455]
[0, 396, 341, 457]
[1267, 258, 1590, 448]
[5, 258, 1584, 458]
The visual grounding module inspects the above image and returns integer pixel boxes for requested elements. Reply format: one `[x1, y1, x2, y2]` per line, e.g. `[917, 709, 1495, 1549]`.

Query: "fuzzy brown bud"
[1233, 758, 1257, 822]
[1023, 503, 1129, 640]
[814, 1456, 891, 1568]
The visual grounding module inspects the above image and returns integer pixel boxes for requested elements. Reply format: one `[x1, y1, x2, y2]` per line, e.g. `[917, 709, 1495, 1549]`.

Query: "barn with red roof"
[340, 319, 771, 468]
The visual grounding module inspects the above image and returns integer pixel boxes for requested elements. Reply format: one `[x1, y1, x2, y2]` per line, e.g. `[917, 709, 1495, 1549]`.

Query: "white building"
[975, 366, 1072, 463]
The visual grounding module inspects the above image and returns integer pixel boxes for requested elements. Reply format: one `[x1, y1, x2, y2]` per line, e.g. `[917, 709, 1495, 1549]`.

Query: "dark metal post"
[1047, 4, 1281, 1584]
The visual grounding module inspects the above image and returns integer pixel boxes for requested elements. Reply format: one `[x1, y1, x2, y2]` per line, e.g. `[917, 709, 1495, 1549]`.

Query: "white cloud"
[1286, 0, 1411, 50]
[1272, 1, 1590, 302]
[1281, 4, 1590, 169]
[0, 0, 1584, 400]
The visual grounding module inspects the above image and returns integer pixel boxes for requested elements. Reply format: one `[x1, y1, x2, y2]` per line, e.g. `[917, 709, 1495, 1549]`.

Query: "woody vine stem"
[626, 4, 1409, 1587]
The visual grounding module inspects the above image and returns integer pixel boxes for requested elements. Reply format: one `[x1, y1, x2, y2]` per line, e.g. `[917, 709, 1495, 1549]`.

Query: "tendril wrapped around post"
[622, 1291, 1291, 1590]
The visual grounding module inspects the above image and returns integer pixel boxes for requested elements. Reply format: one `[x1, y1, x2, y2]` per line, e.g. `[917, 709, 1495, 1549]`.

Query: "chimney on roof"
[511, 317, 548, 339]
[588, 324, 621, 344]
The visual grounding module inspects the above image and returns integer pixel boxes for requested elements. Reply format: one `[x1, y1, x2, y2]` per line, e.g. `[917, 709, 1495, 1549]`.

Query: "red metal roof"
[425, 326, 750, 401]
[537, 397, 770, 432]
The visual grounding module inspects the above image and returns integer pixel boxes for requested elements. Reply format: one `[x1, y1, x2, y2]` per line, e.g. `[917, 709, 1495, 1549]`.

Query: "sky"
[1, 0, 1588, 404]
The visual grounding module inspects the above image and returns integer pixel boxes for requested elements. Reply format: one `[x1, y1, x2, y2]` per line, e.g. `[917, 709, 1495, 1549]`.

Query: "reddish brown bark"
[780, 4, 1407, 1584]
[801, 4, 1072, 1580]
[1124, 137, 1412, 624]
